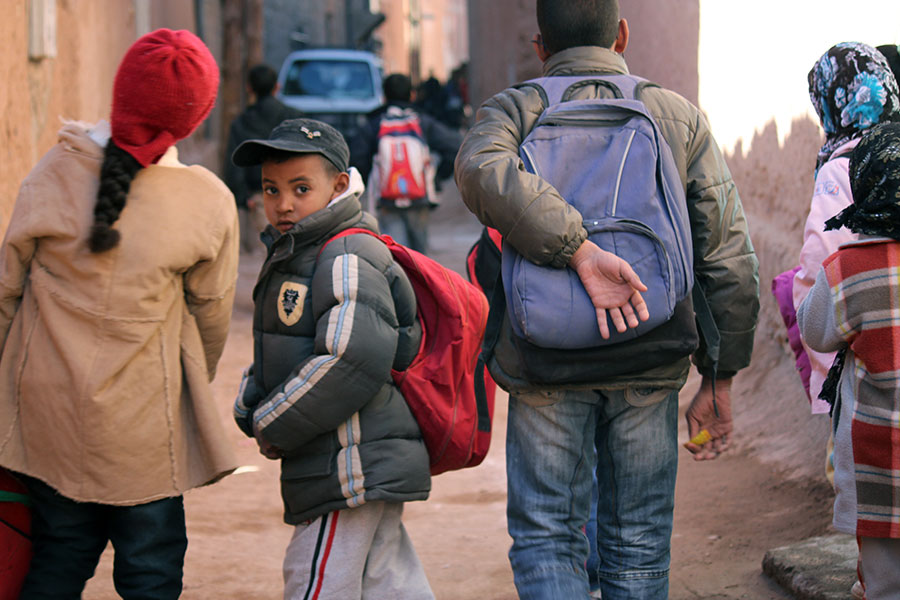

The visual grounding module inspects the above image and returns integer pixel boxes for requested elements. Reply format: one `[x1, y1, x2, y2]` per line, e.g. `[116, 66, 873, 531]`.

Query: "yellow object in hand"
[688, 429, 711, 446]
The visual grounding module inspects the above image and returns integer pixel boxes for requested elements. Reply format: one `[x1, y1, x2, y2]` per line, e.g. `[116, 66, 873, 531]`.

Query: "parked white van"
[276, 48, 384, 139]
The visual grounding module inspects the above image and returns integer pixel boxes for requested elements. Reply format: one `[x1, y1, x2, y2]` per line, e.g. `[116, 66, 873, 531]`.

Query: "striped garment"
[302, 511, 340, 600]
[820, 239, 900, 538]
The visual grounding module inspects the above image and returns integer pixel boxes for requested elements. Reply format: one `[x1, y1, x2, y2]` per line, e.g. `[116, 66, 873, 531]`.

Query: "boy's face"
[261, 154, 349, 233]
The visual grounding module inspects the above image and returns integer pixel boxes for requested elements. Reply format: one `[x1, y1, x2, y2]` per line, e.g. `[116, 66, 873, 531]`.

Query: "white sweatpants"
[283, 501, 434, 600]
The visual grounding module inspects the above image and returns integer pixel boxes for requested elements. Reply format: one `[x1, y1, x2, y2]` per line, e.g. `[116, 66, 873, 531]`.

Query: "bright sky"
[698, 1, 900, 152]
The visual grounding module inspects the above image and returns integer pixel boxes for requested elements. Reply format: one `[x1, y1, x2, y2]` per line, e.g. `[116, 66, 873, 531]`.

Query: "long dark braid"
[89, 140, 142, 253]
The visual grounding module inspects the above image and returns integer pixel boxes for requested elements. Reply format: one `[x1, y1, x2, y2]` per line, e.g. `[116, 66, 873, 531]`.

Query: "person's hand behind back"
[569, 239, 649, 339]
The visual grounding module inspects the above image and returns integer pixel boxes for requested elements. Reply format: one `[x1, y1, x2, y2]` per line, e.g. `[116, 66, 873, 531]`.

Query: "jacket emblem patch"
[277, 281, 308, 326]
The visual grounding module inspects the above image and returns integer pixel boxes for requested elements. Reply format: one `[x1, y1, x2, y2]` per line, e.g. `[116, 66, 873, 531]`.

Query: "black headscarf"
[877, 44, 900, 84]
[819, 121, 900, 411]
[825, 121, 900, 239]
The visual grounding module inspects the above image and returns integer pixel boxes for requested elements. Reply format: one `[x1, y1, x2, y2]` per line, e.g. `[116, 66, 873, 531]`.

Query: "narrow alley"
[80, 184, 835, 600]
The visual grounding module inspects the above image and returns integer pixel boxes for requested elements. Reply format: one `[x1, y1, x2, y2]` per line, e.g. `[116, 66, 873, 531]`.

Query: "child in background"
[798, 121, 900, 599]
[794, 42, 900, 413]
[231, 118, 434, 600]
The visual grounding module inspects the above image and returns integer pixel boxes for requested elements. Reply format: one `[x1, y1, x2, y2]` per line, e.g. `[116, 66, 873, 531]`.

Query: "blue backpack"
[502, 74, 694, 349]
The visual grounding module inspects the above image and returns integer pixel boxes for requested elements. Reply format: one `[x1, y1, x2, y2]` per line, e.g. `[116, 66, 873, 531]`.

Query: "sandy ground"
[82, 184, 837, 599]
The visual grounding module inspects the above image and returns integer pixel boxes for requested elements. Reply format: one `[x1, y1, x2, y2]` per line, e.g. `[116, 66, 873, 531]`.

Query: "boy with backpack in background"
[454, 1, 759, 597]
[351, 73, 462, 255]
[231, 118, 434, 600]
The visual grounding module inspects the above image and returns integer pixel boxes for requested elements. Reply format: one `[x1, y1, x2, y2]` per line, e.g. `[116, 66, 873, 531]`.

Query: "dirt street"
[83, 186, 835, 599]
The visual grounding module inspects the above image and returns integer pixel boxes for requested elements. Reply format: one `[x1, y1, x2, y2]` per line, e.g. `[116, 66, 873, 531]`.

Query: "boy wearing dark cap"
[231, 118, 434, 599]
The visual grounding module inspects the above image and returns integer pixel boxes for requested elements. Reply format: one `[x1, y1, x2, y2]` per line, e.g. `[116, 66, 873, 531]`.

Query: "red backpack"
[373, 107, 435, 204]
[0, 468, 31, 600]
[322, 228, 493, 475]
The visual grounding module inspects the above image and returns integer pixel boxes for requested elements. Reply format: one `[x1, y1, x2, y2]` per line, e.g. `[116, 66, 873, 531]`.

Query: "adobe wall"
[1, 1, 224, 233]
[0, 1, 135, 227]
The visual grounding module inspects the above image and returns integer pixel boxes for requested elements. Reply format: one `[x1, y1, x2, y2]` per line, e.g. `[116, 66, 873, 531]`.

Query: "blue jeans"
[20, 476, 187, 599]
[586, 471, 601, 593]
[378, 205, 430, 255]
[506, 387, 679, 600]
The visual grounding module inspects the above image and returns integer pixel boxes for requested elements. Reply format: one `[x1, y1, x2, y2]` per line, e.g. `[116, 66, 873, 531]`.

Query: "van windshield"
[283, 60, 375, 99]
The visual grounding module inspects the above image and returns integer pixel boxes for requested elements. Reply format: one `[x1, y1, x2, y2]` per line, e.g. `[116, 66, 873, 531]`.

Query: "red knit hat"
[110, 29, 219, 167]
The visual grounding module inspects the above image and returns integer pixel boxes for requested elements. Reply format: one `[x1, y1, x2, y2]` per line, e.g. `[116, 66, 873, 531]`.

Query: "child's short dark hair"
[536, 0, 620, 54]
[248, 64, 279, 98]
[383, 73, 413, 103]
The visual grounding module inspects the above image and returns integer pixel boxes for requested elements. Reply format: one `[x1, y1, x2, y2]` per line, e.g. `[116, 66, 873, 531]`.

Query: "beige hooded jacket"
[0, 122, 239, 505]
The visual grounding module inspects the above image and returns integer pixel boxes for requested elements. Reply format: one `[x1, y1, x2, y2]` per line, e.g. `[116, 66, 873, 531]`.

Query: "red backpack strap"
[317, 227, 384, 260]
[486, 227, 502, 250]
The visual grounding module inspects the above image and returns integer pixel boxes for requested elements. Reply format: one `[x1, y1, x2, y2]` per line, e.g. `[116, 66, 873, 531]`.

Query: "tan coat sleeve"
[454, 86, 588, 268]
[183, 203, 240, 381]
[0, 180, 56, 349]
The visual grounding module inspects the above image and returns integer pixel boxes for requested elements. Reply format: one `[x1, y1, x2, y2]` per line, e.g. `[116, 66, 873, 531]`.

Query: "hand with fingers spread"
[684, 376, 733, 461]
[569, 239, 650, 339]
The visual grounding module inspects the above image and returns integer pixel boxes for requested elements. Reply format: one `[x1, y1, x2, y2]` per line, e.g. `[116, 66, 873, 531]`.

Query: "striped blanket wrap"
[823, 239, 900, 538]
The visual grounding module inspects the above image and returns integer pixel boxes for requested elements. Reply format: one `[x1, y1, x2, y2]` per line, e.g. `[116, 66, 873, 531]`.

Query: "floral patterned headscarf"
[808, 42, 900, 173]
[825, 121, 900, 239]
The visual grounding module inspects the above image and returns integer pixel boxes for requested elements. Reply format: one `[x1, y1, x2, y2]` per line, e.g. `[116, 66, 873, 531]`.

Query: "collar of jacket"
[250, 94, 283, 112]
[368, 100, 417, 120]
[58, 120, 179, 166]
[256, 193, 367, 294]
[261, 195, 361, 257]
[542, 46, 630, 77]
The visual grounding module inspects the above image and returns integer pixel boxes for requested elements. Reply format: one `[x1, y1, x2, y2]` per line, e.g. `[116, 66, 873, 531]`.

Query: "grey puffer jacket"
[455, 46, 760, 390]
[234, 171, 429, 524]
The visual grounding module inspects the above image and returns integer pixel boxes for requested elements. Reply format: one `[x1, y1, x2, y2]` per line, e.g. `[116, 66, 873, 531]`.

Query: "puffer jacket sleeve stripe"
[233, 365, 259, 437]
[326, 253, 357, 357]
[337, 413, 366, 507]
[234, 366, 253, 418]
[252, 248, 400, 452]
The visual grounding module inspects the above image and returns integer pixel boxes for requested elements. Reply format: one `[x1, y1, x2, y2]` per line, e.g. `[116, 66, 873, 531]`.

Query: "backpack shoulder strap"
[317, 227, 382, 260]
[518, 73, 655, 107]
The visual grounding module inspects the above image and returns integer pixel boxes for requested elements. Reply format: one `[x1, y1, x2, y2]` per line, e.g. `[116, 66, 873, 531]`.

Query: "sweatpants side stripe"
[302, 514, 330, 600]
[311, 511, 341, 600]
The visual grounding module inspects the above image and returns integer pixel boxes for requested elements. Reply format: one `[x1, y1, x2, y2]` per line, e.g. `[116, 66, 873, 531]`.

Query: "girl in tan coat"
[0, 29, 239, 598]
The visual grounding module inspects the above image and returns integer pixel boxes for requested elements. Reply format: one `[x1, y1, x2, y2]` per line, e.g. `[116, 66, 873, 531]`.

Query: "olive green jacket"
[455, 46, 759, 389]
